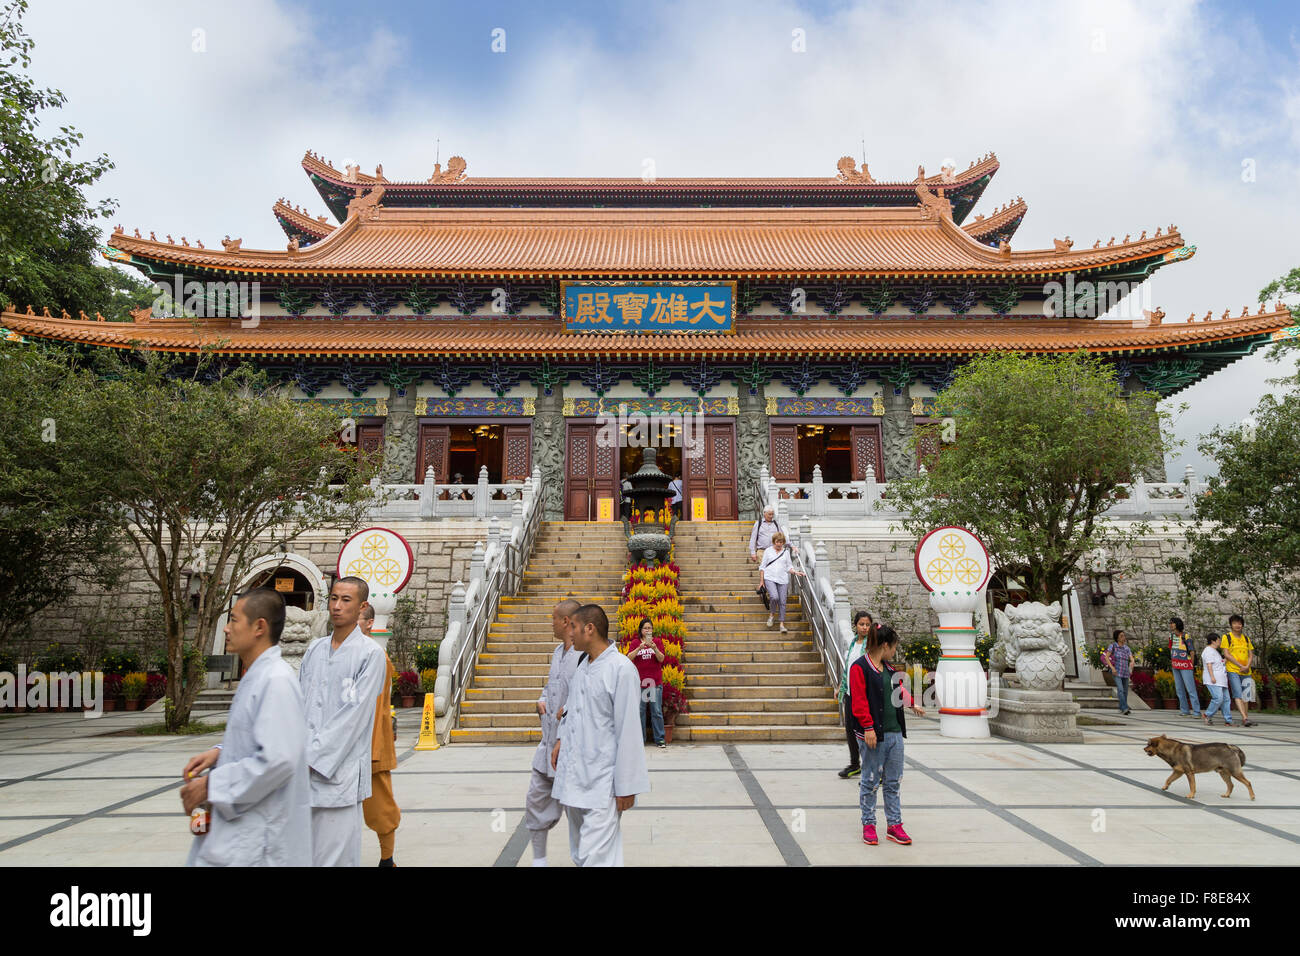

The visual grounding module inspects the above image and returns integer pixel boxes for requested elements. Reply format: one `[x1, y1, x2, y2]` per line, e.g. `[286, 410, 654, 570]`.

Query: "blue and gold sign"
[562, 281, 734, 333]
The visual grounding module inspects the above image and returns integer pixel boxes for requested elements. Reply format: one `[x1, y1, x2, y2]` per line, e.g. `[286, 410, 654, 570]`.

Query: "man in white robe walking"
[525, 598, 581, 866]
[182, 588, 311, 866]
[550, 603, 650, 867]
[299, 575, 387, 867]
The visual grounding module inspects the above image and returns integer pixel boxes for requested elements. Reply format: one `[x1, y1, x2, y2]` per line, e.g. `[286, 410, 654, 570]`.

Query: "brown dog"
[1144, 735, 1255, 800]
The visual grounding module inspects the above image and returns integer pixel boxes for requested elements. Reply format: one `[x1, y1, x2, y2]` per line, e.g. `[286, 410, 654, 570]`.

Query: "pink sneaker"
[886, 824, 911, 845]
[862, 824, 878, 845]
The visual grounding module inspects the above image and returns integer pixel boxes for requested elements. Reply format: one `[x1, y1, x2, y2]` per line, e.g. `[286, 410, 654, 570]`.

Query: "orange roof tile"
[5, 308, 1286, 360]
[107, 204, 1186, 278]
[273, 200, 335, 239]
[962, 197, 1027, 239]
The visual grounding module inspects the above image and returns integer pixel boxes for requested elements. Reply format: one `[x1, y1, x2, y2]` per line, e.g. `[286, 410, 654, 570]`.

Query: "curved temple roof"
[5, 307, 1288, 367]
[107, 202, 1185, 280]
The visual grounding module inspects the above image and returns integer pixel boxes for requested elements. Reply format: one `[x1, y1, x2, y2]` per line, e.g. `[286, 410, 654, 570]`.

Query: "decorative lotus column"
[337, 526, 415, 654]
[915, 527, 991, 739]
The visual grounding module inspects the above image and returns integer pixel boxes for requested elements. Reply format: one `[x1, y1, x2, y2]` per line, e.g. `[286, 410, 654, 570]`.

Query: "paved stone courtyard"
[1, 708, 1298, 866]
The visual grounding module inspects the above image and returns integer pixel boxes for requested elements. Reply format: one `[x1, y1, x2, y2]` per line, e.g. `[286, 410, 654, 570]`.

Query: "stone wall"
[17, 523, 489, 668]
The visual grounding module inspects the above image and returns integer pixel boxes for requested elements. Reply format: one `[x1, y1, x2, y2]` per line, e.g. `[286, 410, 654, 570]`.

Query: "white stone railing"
[329, 465, 528, 520]
[759, 464, 1208, 521]
[433, 467, 545, 735]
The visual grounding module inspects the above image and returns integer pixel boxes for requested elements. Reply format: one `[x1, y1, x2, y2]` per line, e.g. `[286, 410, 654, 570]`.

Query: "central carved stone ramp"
[451, 521, 626, 744]
[672, 520, 841, 742]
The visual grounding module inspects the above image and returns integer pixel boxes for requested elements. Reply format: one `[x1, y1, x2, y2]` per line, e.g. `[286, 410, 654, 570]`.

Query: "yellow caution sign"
[414, 693, 440, 750]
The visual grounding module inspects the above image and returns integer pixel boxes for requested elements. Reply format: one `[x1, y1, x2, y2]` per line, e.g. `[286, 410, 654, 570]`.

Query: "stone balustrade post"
[469, 541, 486, 595]
[812, 465, 826, 517]
[833, 580, 852, 651]
[864, 464, 878, 515]
[420, 466, 437, 518]
[476, 465, 490, 519]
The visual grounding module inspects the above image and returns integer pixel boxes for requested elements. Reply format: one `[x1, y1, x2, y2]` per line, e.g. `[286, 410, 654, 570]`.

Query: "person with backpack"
[847, 622, 926, 846]
[1168, 617, 1201, 718]
[749, 505, 781, 562]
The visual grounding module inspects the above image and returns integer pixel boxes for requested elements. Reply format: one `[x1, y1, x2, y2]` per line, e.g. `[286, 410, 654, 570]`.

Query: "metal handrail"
[787, 541, 848, 698]
[438, 470, 546, 740]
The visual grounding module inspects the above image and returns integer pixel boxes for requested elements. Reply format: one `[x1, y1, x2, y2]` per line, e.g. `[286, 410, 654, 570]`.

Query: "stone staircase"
[450, 521, 627, 743]
[670, 521, 841, 742]
[190, 688, 236, 715]
[1066, 680, 1121, 711]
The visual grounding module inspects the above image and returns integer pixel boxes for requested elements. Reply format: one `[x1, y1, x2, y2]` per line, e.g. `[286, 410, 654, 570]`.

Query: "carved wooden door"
[684, 422, 738, 520]
[503, 424, 532, 483]
[849, 424, 884, 481]
[564, 423, 617, 520]
[416, 424, 449, 482]
[768, 423, 799, 483]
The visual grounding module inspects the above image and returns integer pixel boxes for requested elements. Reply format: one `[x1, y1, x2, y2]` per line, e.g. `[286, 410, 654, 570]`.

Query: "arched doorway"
[211, 552, 327, 671]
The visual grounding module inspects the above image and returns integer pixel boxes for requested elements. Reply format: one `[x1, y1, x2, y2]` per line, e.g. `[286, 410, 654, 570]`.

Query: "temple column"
[532, 383, 565, 519]
[736, 385, 769, 521]
[882, 385, 916, 480]
[380, 385, 417, 482]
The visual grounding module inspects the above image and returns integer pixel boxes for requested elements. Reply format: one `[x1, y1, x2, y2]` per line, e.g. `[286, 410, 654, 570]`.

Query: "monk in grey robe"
[183, 588, 311, 866]
[551, 604, 650, 867]
[300, 576, 387, 866]
[524, 599, 581, 866]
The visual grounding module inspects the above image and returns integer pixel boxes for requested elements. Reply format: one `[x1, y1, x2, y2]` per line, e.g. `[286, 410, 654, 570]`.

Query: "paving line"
[0, 779, 182, 854]
[723, 743, 809, 866]
[902, 755, 1102, 865]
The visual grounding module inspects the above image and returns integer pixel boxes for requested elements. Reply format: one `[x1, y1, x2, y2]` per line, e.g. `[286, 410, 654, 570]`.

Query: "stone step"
[451, 728, 542, 744]
[685, 696, 839, 713]
[682, 710, 840, 727]
[688, 673, 827, 687]
[691, 684, 837, 700]
[688, 661, 823, 675]
[680, 651, 822, 664]
[671, 726, 843, 742]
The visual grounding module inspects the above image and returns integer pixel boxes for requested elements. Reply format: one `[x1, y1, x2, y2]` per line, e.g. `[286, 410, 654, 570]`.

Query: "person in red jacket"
[847, 623, 926, 847]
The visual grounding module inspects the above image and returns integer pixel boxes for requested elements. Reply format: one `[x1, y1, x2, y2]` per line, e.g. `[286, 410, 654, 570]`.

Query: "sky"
[22, 0, 1300, 478]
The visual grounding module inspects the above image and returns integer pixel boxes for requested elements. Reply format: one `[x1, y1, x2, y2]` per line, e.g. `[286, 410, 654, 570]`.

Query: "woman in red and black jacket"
[848, 623, 925, 847]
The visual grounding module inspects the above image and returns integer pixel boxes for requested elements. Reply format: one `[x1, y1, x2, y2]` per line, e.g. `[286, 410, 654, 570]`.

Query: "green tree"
[0, 0, 153, 319]
[0, 342, 126, 646]
[1170, 356, 1300, 706]
[63, 348, 378, 728]
[893, 351, 1166, 604]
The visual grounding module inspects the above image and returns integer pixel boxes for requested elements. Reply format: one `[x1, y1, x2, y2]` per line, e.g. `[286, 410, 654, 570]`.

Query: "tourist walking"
[359, 605, 400, 867]
[524, 599, 582, 867]
[550, 604, 650, 867]
[748, 505, 780, 563]
[628, 617, 666, 747]
[182, 588, 311, 866]
[1221, 614, 1256, 727]
[1200, 633, 1233, 726]
[847, 623, 926, 846]
[668, 474, 683, 518]
[758, 531, 805, 633]
[1168, 617, 1201, 717]
[299, 576, 388, 867]
[837, 611, 874, 779]
[1100, 629, 1133, 715]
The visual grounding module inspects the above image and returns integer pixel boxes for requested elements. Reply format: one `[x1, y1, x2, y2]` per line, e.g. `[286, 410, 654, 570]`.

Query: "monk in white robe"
[182, 588, 311, 866]
[300, 577, 387, 867]
[551, 604, 650, 867]
[525, 599, 581, 866]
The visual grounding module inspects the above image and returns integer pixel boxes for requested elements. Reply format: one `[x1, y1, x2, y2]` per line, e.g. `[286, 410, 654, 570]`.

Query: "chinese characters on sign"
[563, 283, 734, 333]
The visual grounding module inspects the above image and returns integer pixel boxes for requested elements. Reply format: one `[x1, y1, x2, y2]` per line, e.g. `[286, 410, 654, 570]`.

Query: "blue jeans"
[1206, 683, 1233, 723]
[858, 731, 904, 827]
[1172, 668, 1200, 714]
[1226, 671, 1245, 700]
[640, 684, 665, 744]
[1114, 676, 1130, 712]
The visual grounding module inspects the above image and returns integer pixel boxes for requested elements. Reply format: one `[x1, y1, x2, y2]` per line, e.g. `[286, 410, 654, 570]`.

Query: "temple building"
[5, 149, 1294, 523]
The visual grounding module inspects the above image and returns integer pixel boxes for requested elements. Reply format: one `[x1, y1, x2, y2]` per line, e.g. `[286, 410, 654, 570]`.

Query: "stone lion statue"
[992, 601, 1068, 691]
[280, 605, 330, 670]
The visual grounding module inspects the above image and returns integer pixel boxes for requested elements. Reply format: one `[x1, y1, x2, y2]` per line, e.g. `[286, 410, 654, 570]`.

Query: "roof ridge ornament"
[346, 185, 386, 221]
[1053, 237, 1073, 252]
[429, 156, 468, 183]
[915, 182, 952, 220]
[835, 156, 873, 182]
[222, 236, 242, 252]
